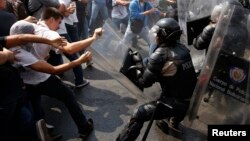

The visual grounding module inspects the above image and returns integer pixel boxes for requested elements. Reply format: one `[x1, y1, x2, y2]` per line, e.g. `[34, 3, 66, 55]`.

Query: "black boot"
[157, 117, 180, 130]
[156, 119, 170, 134]
[116, 121, 142, 141]
[156, 117, 181, 135]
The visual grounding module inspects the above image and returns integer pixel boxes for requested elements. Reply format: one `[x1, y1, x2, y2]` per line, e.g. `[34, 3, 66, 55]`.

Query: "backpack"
[130, 18, 144, 34]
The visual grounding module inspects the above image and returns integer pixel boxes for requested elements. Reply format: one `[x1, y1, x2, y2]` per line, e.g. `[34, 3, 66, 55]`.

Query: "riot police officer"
[193, 0, 244, 54]
[116, 18, 197, 141]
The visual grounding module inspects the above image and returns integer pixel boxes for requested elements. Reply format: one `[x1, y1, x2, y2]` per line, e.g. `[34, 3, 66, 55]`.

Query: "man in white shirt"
[0, 33, 66, 141]
[10, 7, 103, 139]
[50, 0, 88, 88]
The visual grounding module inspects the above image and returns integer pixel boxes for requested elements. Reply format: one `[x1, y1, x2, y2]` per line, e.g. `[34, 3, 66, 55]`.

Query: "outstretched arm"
[29, 51, 92, 75]
[5, 34, 67, 49]
[61, 28, 103, 55]
[1, 35, 66, 64]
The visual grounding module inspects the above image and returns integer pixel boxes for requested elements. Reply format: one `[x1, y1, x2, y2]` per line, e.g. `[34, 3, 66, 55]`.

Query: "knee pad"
[131, 103, 156, 121]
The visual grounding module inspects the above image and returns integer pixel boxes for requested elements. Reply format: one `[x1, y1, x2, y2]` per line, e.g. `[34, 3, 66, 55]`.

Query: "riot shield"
[182, 4, 250, 140]
[90, 19, 144, 95]
[178, 0, 228, 45]
[178, 0, 230, 74]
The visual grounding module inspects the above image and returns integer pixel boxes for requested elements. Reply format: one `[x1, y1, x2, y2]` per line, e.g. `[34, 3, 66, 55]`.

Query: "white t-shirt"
[34, 21, 61, 60]
[10, 22, 61, 85]
[10, 47, 51, 85]
[57, 0, 68, 34]
[112, 0, 129, 19]
[57, 0, 78, 35]
[64, 1, 78, 25]
[57, 20, 67, 35]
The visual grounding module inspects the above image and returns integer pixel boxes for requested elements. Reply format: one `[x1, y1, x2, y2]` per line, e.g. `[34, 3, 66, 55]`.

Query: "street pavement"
[41, 20, 208, 141]
[42, 39, 186, 141]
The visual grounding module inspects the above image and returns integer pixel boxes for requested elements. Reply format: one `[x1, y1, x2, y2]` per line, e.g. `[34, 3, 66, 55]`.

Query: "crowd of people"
[1, 0, 103, 140]
[1, 0, 248, 141]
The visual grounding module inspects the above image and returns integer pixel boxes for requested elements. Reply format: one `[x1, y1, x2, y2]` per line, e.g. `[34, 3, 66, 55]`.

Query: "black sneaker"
[156, 119, 170, 134]
[75, 79, 89, 89]
[79, 118, 94, 138]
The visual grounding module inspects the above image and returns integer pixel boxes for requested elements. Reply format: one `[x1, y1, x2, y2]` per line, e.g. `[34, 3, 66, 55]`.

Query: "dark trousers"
[47, 33, 84, 85]
[65, 23, 79, 42]
[62, 33, 84, 85]
[133, 98, 188, 123]
[26, 75, 88, 133]
[117, 98, 189, 141]
[0, 64, 36, 141]
[0, 102, 36, 141]
[76, 1, 88, 40]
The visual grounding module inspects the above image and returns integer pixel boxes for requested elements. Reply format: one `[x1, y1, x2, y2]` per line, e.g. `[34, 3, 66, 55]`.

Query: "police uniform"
[116, 18, 197, 141]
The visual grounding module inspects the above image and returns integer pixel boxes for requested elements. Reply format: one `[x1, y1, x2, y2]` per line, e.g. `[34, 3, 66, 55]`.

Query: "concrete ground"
[41, 22, 208, 141]
[41, 41, 186, 141]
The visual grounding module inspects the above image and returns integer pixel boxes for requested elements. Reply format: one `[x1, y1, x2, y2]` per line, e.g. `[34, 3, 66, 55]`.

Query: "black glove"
[127, 65, 143, 90]
[131, 51, 144, 70]
[128, 65, 142, 81]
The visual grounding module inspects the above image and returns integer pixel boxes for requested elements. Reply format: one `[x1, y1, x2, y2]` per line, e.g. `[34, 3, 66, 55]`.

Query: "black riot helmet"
[154, 18, 182, 43]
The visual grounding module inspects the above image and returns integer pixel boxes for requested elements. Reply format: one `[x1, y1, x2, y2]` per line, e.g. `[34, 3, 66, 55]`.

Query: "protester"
[9, 7, 103, 138]
[0, 34, 66, 141]
[122, 0, 165, 50]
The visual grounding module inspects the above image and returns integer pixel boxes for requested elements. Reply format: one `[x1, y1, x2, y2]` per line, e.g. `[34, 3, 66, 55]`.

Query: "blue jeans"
[122, 24, 151, 48]
[77, 15, 89, 55]
[76, 2, 89, 40]
[26, 75, 89, 134]
[66, 23, 80, 42]
[78, 16, 89, 40]
[61, 34, 84, 85]
[112, 15, 129, 32]
[88, 0, 108, 35]
[83, 18, 89, 39]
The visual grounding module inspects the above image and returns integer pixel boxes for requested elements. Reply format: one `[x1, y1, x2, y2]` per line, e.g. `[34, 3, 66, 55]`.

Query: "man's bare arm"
[29, 51, 92, 75]
[5, 34, 67, 49]
[0, 48, 15, 65]
[61, 28, 103, 55]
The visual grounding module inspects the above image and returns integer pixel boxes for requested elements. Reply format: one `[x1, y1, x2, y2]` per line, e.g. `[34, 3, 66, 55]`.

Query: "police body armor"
[116, 42, 197, 141]
[142, 42, 197, 100]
